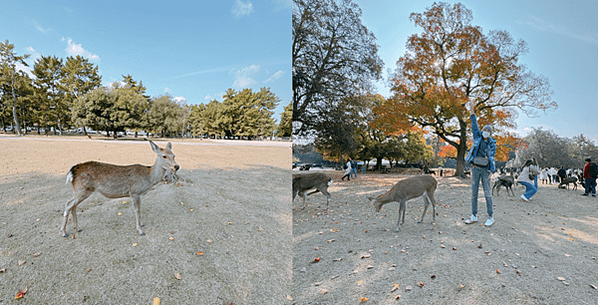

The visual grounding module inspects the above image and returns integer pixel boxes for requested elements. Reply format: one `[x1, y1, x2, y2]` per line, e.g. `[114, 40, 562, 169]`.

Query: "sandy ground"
[0, 135, 291, 304]
[292, 170, 598, 304]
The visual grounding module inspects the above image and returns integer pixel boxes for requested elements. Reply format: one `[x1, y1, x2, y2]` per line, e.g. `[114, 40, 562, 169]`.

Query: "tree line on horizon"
[0, 40, 292, 139]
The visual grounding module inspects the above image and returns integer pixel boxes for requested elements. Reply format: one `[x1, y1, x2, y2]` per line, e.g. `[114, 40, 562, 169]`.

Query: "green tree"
[72, 86, 115, 135]
[61, 55, 102, 134]
[0, 40, 31, 136]
[277, 102, 292, 137]
[32, 55, 64, 135]
[292, 0, 383, 135]
[145, 95, 185, 137]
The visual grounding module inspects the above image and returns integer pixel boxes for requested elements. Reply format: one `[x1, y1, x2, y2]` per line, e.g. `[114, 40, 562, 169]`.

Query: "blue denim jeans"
[351, 167, 357, 179]
[585, 177, 597, 195]
[519, 181, 538, 199]
[471, 167, 493, 217]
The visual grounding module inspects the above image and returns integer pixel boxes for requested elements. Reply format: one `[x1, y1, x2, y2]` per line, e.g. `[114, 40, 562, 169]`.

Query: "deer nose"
[175, 165, 180, 171]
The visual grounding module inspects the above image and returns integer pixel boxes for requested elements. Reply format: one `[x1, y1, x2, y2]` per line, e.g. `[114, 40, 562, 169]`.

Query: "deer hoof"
[62, 233, 69, 237]
[139, 231, 145, 236]
[141, 223, 145, 227]
[417, 220, 422, 224]
[77, 229, 83, 232]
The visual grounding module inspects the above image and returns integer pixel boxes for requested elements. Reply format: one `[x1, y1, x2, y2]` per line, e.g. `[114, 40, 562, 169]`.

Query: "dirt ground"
[0, 135, 291, 304]
[292, 170, 598, 304]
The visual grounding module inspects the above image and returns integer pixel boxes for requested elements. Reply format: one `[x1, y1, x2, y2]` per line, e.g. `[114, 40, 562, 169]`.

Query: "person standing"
[341, 158, 352, 181]
[518, 159, 541, 201]
[464, 102, 496, 227]
[582, 158, 597, 197]
[350, 159, 358, 179]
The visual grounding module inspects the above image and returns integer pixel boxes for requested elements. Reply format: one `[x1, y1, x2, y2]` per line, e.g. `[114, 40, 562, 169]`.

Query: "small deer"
[60, 140, 179, 237]
[492, 175, 515, 196]
[368, 175, 438, 232]
[558, 176, 578, 190]
[292, 172, 333, 209]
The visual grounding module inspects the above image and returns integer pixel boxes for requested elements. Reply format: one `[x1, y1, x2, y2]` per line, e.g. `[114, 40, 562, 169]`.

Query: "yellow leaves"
[153, 297, 160, 305]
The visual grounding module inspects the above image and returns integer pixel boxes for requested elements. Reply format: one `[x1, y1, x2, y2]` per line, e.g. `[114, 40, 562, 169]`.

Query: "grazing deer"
[292, 172, 333, 209]
[60, 140, 179, 237]
[368, 175, 438, 232]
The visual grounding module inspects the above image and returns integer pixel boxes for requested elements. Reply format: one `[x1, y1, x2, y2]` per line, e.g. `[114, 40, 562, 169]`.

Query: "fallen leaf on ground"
[360, 297, 368, 301]
[287, 295, 293, 300]
[197, 251, 204, 256]
[366, 265, 373, 269]
[395, 295, 401, 299]
[175, 273, 181, 280]
[558, 277, 566, 281]
[361, 254, 371, 259]
[207, 239, 212, 243]
[133, 243, 138, 247]
[320, 289, 328, 295]
[391, 283, 399, 292]
[431, 275, 436, 279]
[0, 268, 6, 273]
[33, 252, 41, 257]
[86, 268, 92, 273]
[405, 285, 413, 291]
[313, 257, 321, 263]
[169, 231, 174, 234]
[169, 237, 174, 241]
[496, 269, 501, 274]
[417, 281, 424, 287]
[14, 285, 27, 299]
[18, 261, 25, 266]
[590, 284, 597, 290]
[153, 297, 160, 305]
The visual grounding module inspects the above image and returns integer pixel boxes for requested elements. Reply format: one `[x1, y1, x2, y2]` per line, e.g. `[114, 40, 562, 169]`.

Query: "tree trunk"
[12, 104, 22, 136]
[58, 117, 63, 136]
[454, 130, 469, 177]
[376, 156, 383, 171]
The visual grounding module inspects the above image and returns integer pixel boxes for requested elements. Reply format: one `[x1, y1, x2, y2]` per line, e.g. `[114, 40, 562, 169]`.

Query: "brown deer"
[368, 175, 438, 232]
[60, 140, 179, 237]
[292, 172, 333, 209]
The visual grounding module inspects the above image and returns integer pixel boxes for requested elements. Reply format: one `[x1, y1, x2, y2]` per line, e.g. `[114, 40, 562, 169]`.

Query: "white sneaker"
[485, 217, 495, 227]
[520, 194, 529, 202]
[465, 215, 478, 224]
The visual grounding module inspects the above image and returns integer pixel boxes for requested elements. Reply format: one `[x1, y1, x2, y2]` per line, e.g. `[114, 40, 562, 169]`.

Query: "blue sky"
[0, 0, 291, 121]
[354, 0, 598, 142]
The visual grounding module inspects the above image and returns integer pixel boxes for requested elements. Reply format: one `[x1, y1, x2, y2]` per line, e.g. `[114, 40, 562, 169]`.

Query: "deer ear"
[149, 140, 160, 153]
[166, 142, 172, 150]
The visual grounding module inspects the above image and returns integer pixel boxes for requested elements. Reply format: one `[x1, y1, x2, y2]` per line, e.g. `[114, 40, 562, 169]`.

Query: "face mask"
[482, 131, 490, 138]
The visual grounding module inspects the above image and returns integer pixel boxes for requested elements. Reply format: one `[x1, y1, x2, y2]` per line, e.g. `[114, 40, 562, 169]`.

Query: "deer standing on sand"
[368, 175, 438, 232]
[60, 140, 179, 237]
[292, 172, 333, 209]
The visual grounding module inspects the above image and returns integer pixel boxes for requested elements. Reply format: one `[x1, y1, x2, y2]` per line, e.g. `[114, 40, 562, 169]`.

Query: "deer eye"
[162, 156, 167, 159]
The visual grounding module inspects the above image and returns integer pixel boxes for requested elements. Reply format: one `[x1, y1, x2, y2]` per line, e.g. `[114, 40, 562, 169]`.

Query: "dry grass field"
[293, 170, 598, 304]
[0, 135, 291, 304]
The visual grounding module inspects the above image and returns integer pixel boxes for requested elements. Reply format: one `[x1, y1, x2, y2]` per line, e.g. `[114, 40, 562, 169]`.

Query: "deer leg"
[320, 188, 331, 208]
[60, 191, 91, 237]
[300, 191, 307, 210]
[428, 191, 437, 224]
[418, 196, 429, 224]
[131, 195, 145, 235]
[396, 201, 405, 232]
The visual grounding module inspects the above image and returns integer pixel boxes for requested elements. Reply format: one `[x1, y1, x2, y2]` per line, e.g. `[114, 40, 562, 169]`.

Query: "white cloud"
[26, 46, 41, 60]
[264, 70, 284, 83]
[270, 0, 291, 11]
[15, 62, 34, 78]
[33, 20, 50, 34]
[174, 96, 187, 105]
[164, 87, 171, 93]
[204, 94, 213, 100]
[231, 65, 260, 87]
[65, 38, 100, 62]
[521, 16, 598, 45]
[232, 0, 254, 18]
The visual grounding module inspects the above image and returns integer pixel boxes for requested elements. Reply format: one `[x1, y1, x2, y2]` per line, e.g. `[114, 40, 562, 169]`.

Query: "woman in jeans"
[517, 159, 541, 201]
[464, 102, 496, 227]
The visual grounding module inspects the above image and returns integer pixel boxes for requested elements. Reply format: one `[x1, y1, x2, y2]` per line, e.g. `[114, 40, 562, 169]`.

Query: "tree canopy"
[292, 0, 383, 135]
[373, 2, 556, 176]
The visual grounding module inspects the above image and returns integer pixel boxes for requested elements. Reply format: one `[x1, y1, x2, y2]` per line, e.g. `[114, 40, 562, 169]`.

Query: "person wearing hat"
[582, 158, 597, 197]
[464, 102, 496, 227]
